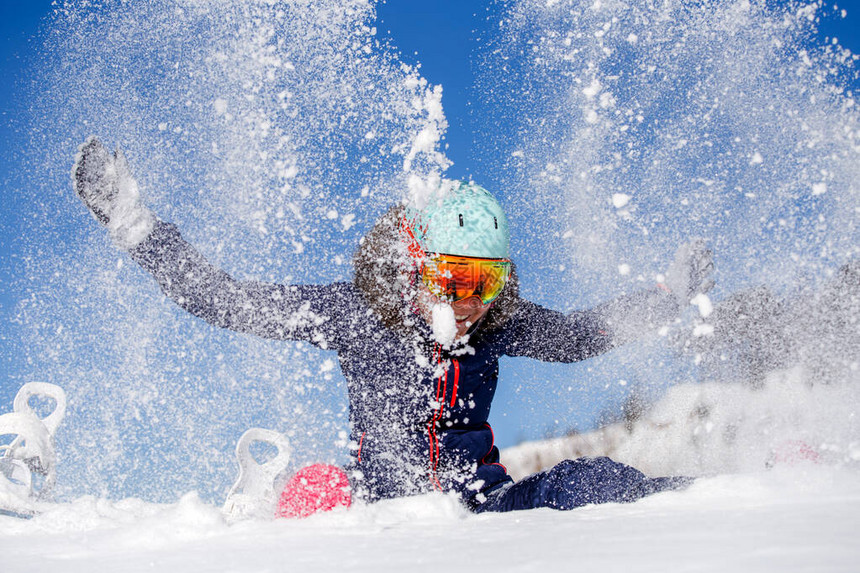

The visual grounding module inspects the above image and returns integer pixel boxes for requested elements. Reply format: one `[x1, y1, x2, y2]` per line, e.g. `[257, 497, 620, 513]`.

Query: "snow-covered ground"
[2, 464, 858, 573]
[3, 369, 858, 572]
[4, 371, 859, 572]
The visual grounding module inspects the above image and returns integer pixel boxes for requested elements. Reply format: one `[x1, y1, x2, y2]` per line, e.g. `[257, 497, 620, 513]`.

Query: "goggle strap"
[399, 216, 427, 264]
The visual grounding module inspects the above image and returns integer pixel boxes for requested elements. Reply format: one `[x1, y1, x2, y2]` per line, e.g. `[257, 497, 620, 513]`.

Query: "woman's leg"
[475, 457, 691, 513]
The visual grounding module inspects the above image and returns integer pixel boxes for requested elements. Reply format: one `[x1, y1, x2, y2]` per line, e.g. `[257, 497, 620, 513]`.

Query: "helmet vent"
[458, 214, 464, 227]
[494, 217, 498, 229]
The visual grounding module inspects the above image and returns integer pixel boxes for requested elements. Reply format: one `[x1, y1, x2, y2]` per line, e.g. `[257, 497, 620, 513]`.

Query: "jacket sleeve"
[501, 288, 681, 362]
[128, 220, 352, 351]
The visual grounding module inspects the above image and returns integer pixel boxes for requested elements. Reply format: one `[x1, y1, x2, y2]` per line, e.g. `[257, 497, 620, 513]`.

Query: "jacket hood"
[353, 204, 521, 338]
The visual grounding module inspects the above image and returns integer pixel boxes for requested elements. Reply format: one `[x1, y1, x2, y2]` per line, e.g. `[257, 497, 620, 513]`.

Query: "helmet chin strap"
[463, 305, 492, 337]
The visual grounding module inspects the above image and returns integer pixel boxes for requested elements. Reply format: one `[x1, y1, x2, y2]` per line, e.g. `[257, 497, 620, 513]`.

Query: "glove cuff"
[109, 203, 154, 250]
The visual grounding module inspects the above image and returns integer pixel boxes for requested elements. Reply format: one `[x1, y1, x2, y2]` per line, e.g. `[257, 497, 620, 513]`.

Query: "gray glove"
[662, 239, 715, 306]
[72, 137, 154, 250]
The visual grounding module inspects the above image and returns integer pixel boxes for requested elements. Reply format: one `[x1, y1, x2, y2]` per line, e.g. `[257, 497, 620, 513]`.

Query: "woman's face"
[449, 295, 492, 337]
[417, 285, 491, 339]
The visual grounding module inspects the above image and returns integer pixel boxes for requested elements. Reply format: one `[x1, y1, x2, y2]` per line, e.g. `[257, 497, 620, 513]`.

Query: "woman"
[72, 137, 713, 512]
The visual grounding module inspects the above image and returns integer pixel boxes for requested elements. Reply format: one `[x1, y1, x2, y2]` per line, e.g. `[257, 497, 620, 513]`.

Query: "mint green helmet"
[406, 181, 510, 259]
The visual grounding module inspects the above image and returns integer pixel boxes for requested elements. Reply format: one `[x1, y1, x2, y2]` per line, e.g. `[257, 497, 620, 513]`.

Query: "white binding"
[0, 382, 67, 513]
[222, 428, 292, 521]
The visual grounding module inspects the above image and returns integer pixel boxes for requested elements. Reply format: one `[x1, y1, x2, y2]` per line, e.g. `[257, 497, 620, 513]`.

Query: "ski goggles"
[420, 254, 512, 305]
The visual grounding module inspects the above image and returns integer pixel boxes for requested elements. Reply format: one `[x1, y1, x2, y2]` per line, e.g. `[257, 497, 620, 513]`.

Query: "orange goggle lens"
[420, 254, 511, 304]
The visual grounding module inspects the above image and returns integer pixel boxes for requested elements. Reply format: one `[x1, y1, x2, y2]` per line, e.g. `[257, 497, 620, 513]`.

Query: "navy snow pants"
[474, 457, 691, 513]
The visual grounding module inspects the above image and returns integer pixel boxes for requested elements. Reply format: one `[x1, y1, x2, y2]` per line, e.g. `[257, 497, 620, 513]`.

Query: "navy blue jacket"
[131, 220, 678, 507]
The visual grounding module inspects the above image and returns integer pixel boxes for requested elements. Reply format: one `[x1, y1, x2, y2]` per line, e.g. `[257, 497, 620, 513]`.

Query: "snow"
[611, 193, 631, 208]
[2, 467, 858, 572]
[692, 322, 715, 337]
[582, 79, 602, 98]
[430, 302, 457, 346]
[5, 373, 857, 572]
[691, 293, 714, 318]
[5, 0, 858, 569]
[23, 0, 464, 498]
[212, 99, 228, 116]
[493, 0, 859, 296]
[402, 82, 451, 194]
[501, 371, 859, 482]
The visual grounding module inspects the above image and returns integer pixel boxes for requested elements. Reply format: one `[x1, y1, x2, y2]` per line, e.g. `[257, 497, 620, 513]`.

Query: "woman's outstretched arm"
[72, 137, 354, 350]
[502, 242, 714, 362]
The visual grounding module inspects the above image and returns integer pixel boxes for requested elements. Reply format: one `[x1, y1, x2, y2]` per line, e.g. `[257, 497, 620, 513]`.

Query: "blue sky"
[0, 0, 858, 498]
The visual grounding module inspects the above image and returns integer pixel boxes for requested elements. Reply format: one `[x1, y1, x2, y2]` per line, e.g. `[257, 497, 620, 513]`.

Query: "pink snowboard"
[276, 463, 352, 519]
[768, 440, 821, 467]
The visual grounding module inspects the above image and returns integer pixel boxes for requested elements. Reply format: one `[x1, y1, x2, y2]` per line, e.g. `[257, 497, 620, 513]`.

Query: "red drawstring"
[427, 348, 463, 490]
[428, 345, 455, 491]
[450, 359, 460, 408]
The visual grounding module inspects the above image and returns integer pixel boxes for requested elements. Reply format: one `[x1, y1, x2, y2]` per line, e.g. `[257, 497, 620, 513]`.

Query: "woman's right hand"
[72, 136, 154, 249]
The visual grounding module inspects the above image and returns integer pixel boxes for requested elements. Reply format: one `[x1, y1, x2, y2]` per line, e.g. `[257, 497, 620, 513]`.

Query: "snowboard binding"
[222, 428, 352, 521]
[0, 382, 67, 517]
[222, 428, 293, 521]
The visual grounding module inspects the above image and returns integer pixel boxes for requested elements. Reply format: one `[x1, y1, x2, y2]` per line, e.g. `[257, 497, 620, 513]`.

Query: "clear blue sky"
[0, 1, 858, 499]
